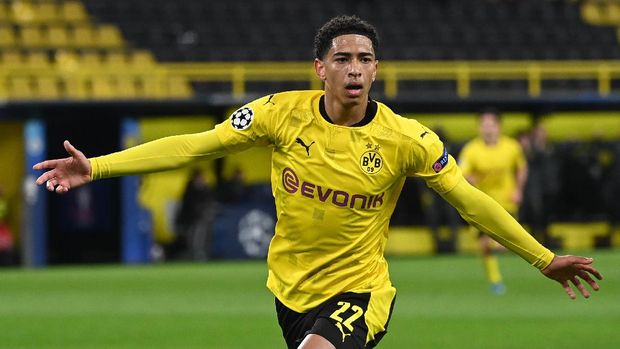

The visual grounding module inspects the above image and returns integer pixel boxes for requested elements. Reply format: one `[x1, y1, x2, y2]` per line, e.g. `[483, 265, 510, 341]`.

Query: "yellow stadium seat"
[141, 75, 168, 99]
[62, 76, 88, 100]
[166, 76, 193, 98]
[60, 1, 88, 22]
[0, 26, 16, 47]
[90, 76, 115, 99]
[11, 1, 36, 23]
[607, 3, 620, 23]
[0, 3, 10, 23]
[140, 76, 167, 99]
[54, 50, 79, 73]
[0, 78, 8, 99]
[46, 25, 70, 47]
[35, 2, 60, 23]
[581, 2, 599, 25]
[25, 51, 51, 69]
[8, 76, 34, 100]
[1, 51, 25, 70]
[79, 51, 102, 69]
[104, 51, 128, 67]
[128, 50, 156, 74]
[114, 76, 138, 99]
[71, 25, 95, 47]
[129, 50, 156, 68]
[36, 77, 60, 99]
[20, 25, 44, 47]
[96, 25, 123, 48]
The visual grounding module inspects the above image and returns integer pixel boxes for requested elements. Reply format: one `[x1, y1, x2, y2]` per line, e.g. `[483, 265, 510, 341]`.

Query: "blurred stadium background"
[0, 0, 619, 348]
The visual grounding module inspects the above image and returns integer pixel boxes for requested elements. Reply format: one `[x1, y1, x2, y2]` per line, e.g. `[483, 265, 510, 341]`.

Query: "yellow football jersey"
[215, 90, 461, 312]
[458, 136, 526, 214]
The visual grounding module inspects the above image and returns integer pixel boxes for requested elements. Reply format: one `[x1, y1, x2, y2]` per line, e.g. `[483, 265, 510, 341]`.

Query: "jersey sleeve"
[214, 94, 282, 152]
[405, 127, 461, 194]
[91, 129, 229, 180]
[441, 177, 555, 269]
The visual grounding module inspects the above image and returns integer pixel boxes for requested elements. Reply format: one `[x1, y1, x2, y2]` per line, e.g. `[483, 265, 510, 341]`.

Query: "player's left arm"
[408, 130, 602, 299]
[440, 177, 602, 299]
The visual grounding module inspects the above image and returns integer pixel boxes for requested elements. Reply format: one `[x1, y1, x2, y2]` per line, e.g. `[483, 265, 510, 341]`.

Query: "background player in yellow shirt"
[459, 108, 528, 294]
[32, 15, 602, 349]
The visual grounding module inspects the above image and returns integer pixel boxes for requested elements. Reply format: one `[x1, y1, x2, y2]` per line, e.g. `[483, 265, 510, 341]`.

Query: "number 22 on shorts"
[329, 301, 365, 342]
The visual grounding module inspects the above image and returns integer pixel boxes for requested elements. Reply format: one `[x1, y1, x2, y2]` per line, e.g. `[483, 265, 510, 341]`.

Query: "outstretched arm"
[440, 178, 602, 299]
[34, 129, 230, 194]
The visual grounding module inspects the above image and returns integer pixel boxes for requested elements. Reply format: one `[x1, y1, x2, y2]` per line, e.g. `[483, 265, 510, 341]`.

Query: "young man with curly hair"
[34, 15, 602, 349]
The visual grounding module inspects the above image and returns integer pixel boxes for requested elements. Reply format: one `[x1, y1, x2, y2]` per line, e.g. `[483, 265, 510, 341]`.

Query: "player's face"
[315, 34, 378, 106]
[479, 113, 501, 144]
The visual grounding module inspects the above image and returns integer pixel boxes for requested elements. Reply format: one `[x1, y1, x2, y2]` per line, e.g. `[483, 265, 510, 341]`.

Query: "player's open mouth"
[345, 84, 363, 96]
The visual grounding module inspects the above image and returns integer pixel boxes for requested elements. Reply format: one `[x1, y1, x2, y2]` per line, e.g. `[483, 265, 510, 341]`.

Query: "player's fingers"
[567, 256, 593, 265]
[63, 140, 82, 158]
[561, 280, 576, 300]
[55, 185, 69, 194]
[570, 277, 590, 298]
[33, 159, 61, 171]
[46, 178, 58, 192]
[576, 264, 603, 280]
[36, 170, 57, 185]
[577, 270, 600, 291]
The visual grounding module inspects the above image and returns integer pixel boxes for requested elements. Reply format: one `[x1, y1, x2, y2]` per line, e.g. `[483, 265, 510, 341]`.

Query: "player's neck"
[483, 136, 499, 145]
[323, 94, 367, 126]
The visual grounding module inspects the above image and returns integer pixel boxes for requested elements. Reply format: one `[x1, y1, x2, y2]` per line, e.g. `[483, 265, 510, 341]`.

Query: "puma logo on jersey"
[420, 130, 430, 138]
[263, 94, 276, 106]
[295, 137, 315, 156]
[335, 322, 352, 342]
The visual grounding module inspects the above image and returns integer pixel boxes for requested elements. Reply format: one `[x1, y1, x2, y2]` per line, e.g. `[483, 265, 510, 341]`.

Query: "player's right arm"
[34, 94, 280, 194]
[33, 130, 229, 193]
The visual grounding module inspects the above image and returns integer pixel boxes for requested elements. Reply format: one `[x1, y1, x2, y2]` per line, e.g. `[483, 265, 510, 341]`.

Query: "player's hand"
[541, 255, 603, 299]
[33, 140, 92, 194]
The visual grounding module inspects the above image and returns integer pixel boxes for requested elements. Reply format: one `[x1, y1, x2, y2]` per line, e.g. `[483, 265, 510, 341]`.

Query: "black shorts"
[275, 291, 396, 349]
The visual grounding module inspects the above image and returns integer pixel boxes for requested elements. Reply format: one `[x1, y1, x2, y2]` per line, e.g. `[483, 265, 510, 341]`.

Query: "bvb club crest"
[360, 149, 383, 174]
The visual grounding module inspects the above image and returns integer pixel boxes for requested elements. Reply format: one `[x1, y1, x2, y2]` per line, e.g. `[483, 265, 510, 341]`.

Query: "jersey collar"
[319, 95, 378, 127]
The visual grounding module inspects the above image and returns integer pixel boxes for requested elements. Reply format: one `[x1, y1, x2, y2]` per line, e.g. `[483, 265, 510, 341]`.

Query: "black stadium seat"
[81, 0, 620, 62]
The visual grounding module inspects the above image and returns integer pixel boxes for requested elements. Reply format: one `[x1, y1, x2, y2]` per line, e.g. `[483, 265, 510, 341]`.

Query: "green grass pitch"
[1, 250, 618, 348]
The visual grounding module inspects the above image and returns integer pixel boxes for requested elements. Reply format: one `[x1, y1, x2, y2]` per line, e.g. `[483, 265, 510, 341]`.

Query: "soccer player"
[33, 15, 602, 349]
[459, 108, 527, 294]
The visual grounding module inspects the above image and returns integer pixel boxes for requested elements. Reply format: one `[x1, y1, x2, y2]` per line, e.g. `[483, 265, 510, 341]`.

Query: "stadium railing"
[162, 60, 620, 99]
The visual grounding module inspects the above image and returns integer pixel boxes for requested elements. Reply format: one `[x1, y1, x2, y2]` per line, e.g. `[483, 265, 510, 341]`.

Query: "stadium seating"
[77, 0, 620, 98]
[80, 0, 620, 62]
[3, 0, 620, 99]
[0, 0, 193, 100]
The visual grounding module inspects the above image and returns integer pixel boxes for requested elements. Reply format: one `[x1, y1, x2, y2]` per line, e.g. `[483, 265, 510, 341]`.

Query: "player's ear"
[314, 58, 326, 81]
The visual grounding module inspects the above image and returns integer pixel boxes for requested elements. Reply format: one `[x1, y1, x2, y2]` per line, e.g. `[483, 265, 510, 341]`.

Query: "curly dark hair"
[313, 15, 379, 60]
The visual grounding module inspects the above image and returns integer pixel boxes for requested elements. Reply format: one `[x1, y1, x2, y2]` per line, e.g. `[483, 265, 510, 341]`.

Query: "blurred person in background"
[0, 185, 15, 266]
[459, 108, 528, 294]
[217, 167, 246, 204]
[518, 124, 559, 246]
[32, 15, 602, 349]
[173, 168, 217, 261]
